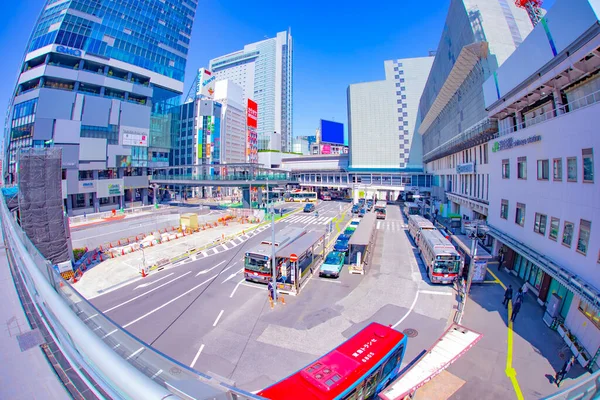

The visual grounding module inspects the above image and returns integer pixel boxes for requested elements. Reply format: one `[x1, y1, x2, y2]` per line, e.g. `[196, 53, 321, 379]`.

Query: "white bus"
[285, 191, 318, 202]
[407, 215, 436, 246]
[244, 227, 306, 283]
[374, 200, 387, 220]
[403, 202, 421, 217]
[418, 229, 463, 284]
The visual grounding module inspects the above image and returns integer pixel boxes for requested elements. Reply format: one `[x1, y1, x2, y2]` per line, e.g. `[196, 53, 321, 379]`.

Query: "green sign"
[108, 183, 121, 195]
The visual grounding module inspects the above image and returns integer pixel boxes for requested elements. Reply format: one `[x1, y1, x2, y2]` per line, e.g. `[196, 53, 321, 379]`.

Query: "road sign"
[290, 253, 298, 262]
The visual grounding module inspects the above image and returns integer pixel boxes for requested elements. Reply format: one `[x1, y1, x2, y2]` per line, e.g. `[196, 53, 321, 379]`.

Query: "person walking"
[511, 298, 522, 322]
[267, 281, 274, 301]
[498, 251, 505, 271]
[521, 282, 528, 298]
[503, 285, 513, 308]
[555, 356, 576, 387]
[515, 288, 524, 304]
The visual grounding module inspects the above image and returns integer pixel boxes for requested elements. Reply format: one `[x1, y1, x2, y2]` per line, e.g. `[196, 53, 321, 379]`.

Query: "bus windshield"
[245, 255, 271, 274]
[433, 260, 460, 274]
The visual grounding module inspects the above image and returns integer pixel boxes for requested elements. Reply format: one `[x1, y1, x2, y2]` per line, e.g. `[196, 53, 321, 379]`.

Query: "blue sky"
[0, 0, 554, 139]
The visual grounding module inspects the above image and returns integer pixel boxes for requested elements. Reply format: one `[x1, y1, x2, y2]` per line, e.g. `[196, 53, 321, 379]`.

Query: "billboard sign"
[320, 120, 344, 145]
[116, 155, 131, 167]
[196, 68, 215, 99]
[247, 99, 258, 128]
[321, 144, 331, 154]
[247, 99, 258, 163]
[120, 126, 149, 147]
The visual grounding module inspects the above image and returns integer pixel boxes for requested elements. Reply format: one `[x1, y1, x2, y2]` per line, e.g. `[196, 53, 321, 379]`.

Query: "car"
[351, 205, 360, 214]
[350, 219, 360, 226]
[358, 198, 365, 206]
[337, 233, 351, 241]
[343, 228, 355, 236]
[333, 238, 350, 253]
[320, 251, 345, 278]
[358, 208, 366, 217]
[303, 203, 315, 213]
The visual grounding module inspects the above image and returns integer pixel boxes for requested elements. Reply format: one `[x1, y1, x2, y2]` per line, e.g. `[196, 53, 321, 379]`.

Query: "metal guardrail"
[151, 174, 292, 182]
[0, 192, 262, 400]
[540, 369, 600, 400]
[69, 204, 170, 225]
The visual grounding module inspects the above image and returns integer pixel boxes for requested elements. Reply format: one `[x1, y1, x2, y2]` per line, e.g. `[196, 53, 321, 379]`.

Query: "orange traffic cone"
[111, 252, 114, 259]
[141, 268, 147, 278]
[118, 240, 121, 246]
[135, 236, 139, 241]
[121, 249, 125, 256]
[279, 295, 286, 305]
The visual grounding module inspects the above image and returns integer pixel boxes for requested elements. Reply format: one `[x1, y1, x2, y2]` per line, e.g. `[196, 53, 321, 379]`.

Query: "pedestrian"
[503, 285, 513, 308]
[511, 299, 522, 322]
[498, 251, 505, 271]
[522, 282, 528, 297]
[555, 356, 576, 387]
[267, 281, 274, 301]
[516, 288, 524, 304]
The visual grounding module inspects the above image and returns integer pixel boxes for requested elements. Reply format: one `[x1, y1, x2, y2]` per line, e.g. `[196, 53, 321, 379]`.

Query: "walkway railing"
[151, 173, 292, 182]
[0, 192, 261, 400]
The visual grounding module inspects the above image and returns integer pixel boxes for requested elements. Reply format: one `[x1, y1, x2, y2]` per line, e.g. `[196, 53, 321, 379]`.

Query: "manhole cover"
[16, 329, 45, 352]
[169, 367, 182, 375]
[558, 351, 566, 360]
[403, 328, 419, 338]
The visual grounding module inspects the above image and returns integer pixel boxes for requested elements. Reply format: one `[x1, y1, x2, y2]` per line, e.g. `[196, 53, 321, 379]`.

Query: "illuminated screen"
[320, 120, 344, 145]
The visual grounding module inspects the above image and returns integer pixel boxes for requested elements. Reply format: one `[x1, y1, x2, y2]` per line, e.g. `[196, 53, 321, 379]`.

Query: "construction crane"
[515, 0, 544, 26]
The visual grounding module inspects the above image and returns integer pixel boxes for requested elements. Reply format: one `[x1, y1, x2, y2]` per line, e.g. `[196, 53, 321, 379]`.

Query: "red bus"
[257, 323, 407, 399]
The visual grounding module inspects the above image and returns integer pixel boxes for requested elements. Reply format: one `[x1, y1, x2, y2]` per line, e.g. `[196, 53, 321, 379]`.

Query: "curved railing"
[0, 192, 261, 400]
[150, 173, 292, 182]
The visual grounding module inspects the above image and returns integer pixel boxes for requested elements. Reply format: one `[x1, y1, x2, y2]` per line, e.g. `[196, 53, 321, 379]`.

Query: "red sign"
[289, 253, 298, 262]
[247, 99, 258, 128]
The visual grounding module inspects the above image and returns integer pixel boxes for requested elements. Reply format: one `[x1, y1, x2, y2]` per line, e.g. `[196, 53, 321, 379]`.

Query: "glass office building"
[5, 0, 197, 215]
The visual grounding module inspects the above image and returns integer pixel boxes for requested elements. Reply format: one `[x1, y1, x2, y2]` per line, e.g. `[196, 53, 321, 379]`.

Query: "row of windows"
[501, 200, 593, 256]
[502, 150, 594, 183]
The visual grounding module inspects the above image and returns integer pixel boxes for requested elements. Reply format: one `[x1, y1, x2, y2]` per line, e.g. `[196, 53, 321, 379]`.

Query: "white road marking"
[126, 347, 145, 360]
[239, 282, 267, 291]
[134, 273, 174, 290]
[220, 243, 229, 251]
[222, 268, 243, 284]
[103, 329, 118, 339]
[230, 279, 244, 298]
[201, 251, 208, 257]
[377, 221, 381, 230]
[212, 310, 224, 327]
[151, 369, 163, 379]
[315, 278, 342, 284]
[196, 260, 226, 276]
[84, 314, 98, 322]
[122, 274, 218, 328]
[419, 290, 453, 296]
[212, 248, 220, 254]
[189, 344, 205, 368]
[103, 271, 192, 313]
[392, 290, 419, 329]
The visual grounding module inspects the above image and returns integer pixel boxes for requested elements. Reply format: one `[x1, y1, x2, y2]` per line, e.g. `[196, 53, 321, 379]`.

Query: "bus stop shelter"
[276, 231, 325, 295]
[348, 213, 376, 274]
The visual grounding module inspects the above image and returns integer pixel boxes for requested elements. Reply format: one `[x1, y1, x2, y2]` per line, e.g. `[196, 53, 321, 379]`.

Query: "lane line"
[377, 221, 381, 230]
[103, 271, 192, 313]
[122, 274, 218, 328]
[230, 279, 244, 298]
[220, 244, 229, 251]
[213, 248, 220, 254]
[392, 290, 419, 329]
[219, 261, 239, 276]
[134, 273, 174, 290]
[212, 310, 224, 327]
[151, 369, 163, 379]
[195, 260, 226, 277]
[190, 344, 205, 368]
[315, 278, 342, 284]
[419, 290, 453, 296]
[126, 347, 145, 360]
[239, 282, 267, 291]
[103, 329, 118, 339]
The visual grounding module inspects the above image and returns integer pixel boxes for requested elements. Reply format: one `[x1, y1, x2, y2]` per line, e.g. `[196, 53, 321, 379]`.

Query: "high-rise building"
[418, 0, 532, 221]
[214, 80, 247, 165]
[209, 30, 293, 152]
[347, 56, 434, 171]
[4, 0, 197, 215]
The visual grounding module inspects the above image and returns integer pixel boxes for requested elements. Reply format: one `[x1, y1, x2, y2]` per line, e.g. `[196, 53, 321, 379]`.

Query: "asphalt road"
[88, 200, 456, 392]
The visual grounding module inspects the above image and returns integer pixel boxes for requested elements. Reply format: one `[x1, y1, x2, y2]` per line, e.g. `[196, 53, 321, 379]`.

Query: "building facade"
[483, 0, 600, 368]
[347, 56, 434, 172]
[5, 0, 197, 215]
[419, 0, 532, 222]
[214, 80, 247, 165]
[209, 30, 293, 152]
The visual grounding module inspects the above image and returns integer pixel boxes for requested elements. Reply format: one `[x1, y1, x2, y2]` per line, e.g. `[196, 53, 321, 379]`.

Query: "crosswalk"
[189, 225, 269, 260]
[377, 220, 406, 232]
[285, 214, 334, 225]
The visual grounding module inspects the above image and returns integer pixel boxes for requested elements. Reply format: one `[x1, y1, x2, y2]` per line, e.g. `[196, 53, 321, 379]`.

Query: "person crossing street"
[502, 285, 513, 308]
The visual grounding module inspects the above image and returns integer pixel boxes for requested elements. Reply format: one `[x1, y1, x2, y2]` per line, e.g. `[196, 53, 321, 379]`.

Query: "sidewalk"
[447, 266, 590, 399]
[74, 221, 258, 299]
[0, 245, 69, 399]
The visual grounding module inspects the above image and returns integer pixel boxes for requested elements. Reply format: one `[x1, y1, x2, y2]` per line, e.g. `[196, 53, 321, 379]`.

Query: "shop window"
[549, 217, 560, 241]
[582, 148, 594, 183]
[500, 199, 509, 220]
[517, 157, 527, 179]
[562, 221, 575, 248]
[502, 159, 510, 179]
[515, 203, 526, 226]
[553, 158, 562, 181]
[537, 160, 549, 180]
[567, 157, 577, 182]
[578, 300, 600, 329]
[576, 219, 591, 255]
[534, 213, 547, 235]
[483, 143, 488, 164]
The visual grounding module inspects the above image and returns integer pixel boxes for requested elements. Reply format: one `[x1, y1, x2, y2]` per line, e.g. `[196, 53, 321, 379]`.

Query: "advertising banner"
[116, 155, 131, 167]
[247, 99, 258, 128]
[96, 179, 124, 197]
[120, 126, 149, 147]
[321, 144, 331, 154]
[320, 119, 344, 145]
[247, 99, 258, 163]
[196, 68, 215, 99]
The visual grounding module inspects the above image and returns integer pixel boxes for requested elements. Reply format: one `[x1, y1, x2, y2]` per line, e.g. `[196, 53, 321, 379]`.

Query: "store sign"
[196, 68, 215, 99]
[108, 183, 121, 195]
[247, 99, 258, 128]
[492, 134, 542, 152]
[120, 126, 149, 147]
[456, 162, 475, 174]
[78, 180, 96, 193]
[56, 45, 82, 57]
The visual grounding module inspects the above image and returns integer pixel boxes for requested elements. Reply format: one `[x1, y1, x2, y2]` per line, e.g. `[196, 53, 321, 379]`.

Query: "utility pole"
[269, 177, 277, 304]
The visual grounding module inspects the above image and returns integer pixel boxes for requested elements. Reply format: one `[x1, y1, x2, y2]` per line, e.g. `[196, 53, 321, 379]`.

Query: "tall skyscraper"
[209, 30, 293, 152]
[4, 0, 197, 215]
[347, 56, 434, 171]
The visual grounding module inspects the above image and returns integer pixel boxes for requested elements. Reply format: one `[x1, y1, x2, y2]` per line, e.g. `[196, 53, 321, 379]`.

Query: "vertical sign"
[247, 99, 258, 163]
[196, 68, 215, 99]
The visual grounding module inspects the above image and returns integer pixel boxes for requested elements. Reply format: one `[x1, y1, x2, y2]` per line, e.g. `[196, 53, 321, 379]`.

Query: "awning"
[488, 225, 600, 312]
[348, 213, 376, 246]
[419, 42, 490, 135]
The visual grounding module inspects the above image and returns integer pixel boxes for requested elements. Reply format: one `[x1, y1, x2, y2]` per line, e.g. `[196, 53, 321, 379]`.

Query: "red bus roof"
[258, 323, 405, 400]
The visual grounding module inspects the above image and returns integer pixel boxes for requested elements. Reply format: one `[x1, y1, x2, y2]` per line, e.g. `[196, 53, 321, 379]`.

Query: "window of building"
[576, 219, 591, 255]
[578, 300, 600, 329]
[534, 213, 547, 235]
[567, 157, 577, 182]
[483, 143, 488, 164]
[583, 148, 594, 183]
[549, 217, 560, 241]
[562, 221, 575, 247]
[553, 158, 562, 181]
[517, 157, 527, 179]
[500, 199, 509, 219]
[502, 159, 510, 179]
[537, 160, 549, 180]
[515, 203, 526, 226]
[479, 146, 482, 164]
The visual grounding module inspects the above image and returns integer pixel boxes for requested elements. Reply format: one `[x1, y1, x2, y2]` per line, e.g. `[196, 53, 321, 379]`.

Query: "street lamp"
[269, 178, 277, 305]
